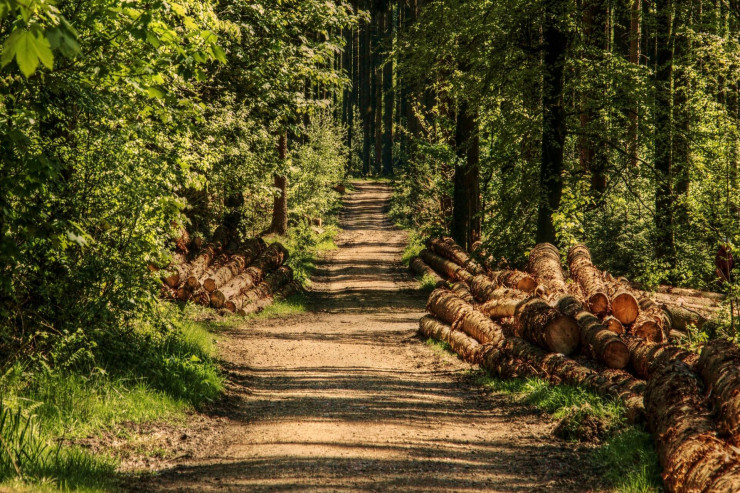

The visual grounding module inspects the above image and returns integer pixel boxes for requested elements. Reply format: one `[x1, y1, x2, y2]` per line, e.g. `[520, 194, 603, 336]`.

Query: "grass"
[401, 230, 426, 266]
[425, 337, 453, 354]
[277, 223, 339, 288]
[0, 305, 225, 491]
[475, 373, 662, 492]
[248, 292, 311, 320]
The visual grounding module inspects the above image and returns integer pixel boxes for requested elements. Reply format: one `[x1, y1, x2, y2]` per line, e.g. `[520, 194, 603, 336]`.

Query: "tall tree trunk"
[382, 4, 394, 176]
[628, 0, 641, 167]
[579, 0, 608, 196]
[654, 0, 675, 266]
[537, 0, 570, 244]
[360, 0, 372, 175]
[268, 133, 289, 236]
[672, 1, 690, 225]
[452, 100, 481, 251]
[374, 8, 384, 174]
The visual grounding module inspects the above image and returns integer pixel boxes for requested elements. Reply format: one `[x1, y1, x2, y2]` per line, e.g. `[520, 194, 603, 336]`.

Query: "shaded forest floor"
[126, 182, 605, 492]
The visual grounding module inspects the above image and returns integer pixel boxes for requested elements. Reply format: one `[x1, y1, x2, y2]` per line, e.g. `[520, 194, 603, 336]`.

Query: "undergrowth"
[279, 222, 339, 288]
[0, 304, 225, 491]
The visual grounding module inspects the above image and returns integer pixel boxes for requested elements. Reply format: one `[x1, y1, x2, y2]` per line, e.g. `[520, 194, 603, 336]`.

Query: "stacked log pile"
[413, 236, 740, 490]
[159, 236, 296, 317]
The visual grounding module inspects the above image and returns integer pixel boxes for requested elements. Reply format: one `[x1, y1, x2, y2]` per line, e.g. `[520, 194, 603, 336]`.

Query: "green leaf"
[10, 30, 54, 77]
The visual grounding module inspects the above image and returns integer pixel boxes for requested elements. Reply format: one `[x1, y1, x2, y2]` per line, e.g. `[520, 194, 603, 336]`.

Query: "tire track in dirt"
[134, 181, 600, 492]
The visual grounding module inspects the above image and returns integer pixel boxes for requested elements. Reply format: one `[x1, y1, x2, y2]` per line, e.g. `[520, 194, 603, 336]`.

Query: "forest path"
[137, 181, 598, 492]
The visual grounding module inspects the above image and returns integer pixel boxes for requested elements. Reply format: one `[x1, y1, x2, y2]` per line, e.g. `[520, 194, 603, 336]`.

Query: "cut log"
[202, 239, 265, 292]
[477, 288, 528, 318]
[661, 303, 708, 331]
[514, 298, 579, 355]
[645, 361, 740, 492]
[527, 243, 568, 296]
[450, 282, 474, 304]
[161, 253, 188, 288]
[566, 244, 610, 315]
[602, 316, 625, 334]
[604, 274, 640, 325]
[210, 273, 258, 309]
[556, 296, 629, 369]
[419, 249, 461, 281]
[236, 280, 300, 317]
[244, 242, 289, 283]
[229, 266, 294, 313]
[625, 337, 698, 379]
[698, 339, 740, 444]
[419, 315, 482, 362]
[186, 253, 229, 290]
[426, 288, 473, 326]
[428, 237, 484, 274]
[633, 297, 670, 342]
[651, 285, 726, 301]
[488, 270, 538, 293]
[454, 310, 506, 347]
[409, 257, 446, 286]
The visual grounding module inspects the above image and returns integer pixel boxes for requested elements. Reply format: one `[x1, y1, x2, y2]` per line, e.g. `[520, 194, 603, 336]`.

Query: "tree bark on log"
[556, 296, 629, 369]
[604, 274, 640, 325]
[650, 285, 726, 301]
[202, 239, 265, 292]
[489, 270, 538, 293]
[645, 361, 740, 492]
[228, 266, 294, 313]
[418, 315, 482, 362]
[419, 249, 462, 281]
[527, 243, 568, 295]
[633, 297, 670, 342]
[514, 298, 580, 355]
[450, 282, 474, 304]
[426, 288, 473, 326]
[427, 237, 484, 274]
[661, 303, 709, 331]
[566, 244, 610, 315]
[625, 337, 698, 380]
[244, 242, 289, 284]
[454, 310, 506, 347]
[409, 257, 445, 286]
[698, 339, 740, 444]
[236, 280, 300, 317]
[476, 287, 528, 318]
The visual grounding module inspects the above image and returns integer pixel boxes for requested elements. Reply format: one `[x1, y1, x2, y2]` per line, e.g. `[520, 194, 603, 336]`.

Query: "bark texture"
[567, 244, 610, 315]
[698, 339, 740, 444]
[556, 296, 629, 369]
[514, 298, 579, 355]
[527, 243, 568, 295]
[645, 361, 740, 493]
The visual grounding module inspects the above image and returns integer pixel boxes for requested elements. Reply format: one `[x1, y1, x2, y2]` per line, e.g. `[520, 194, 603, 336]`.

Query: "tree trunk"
[627, 0, 641, 167]
[654, 0, 676, 267]
[268, 133, 289, 236]
[537, 0, 569, 244]
[418, 315, 483, 362]
[603, 274, 641, 324]
[382, 3, 394, 176]
[626, 337, 698, 379]
[360, 0, 372, 175]
[427, 237, 484, 274]
[452, 100, 481, 251]
[373, 8, 384, 174]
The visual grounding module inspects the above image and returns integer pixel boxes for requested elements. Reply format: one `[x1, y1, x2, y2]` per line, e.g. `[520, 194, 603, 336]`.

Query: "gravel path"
[136, 181, 599, 492]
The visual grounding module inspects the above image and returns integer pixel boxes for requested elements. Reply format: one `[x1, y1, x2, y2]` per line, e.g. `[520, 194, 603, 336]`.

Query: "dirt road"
[138, 182, 598, 492]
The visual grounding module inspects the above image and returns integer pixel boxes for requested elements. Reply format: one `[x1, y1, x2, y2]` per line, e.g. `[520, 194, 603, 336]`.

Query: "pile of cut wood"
[411, 237, 740, 492]
[158, 237, 298, 317]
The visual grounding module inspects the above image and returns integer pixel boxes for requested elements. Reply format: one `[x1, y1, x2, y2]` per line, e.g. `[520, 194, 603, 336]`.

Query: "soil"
[127, 181, 601, 492]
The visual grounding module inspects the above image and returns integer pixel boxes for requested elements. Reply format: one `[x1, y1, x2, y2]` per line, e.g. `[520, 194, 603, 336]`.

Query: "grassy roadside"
[0, 303, 226, 492]
[425, 338, 662, 493]
[0, 220, 340, 491]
